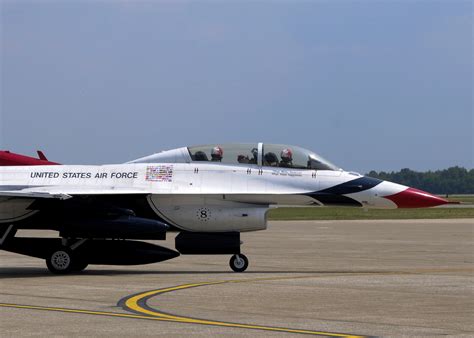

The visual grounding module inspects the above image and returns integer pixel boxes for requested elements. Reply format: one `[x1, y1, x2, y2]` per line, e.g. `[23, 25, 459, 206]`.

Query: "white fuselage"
[0, 162, 406, 232]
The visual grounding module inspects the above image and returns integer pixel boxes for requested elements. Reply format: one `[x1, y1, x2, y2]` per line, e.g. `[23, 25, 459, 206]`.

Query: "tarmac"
[0, 219, 473, 337]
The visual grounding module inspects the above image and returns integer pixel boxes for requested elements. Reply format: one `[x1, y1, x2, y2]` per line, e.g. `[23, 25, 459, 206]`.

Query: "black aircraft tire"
[71, 260, 89, 272]
[229, 254, 249, 273]
[46, 248, 75, 274]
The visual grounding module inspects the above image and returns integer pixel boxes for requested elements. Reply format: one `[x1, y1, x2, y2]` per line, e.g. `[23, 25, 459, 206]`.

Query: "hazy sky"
[1, 1, 472, 172]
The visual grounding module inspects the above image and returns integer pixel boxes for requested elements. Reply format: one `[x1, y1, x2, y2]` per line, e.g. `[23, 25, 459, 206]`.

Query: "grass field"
[445, 195, 474, 204]
[268, 195, 474, 220]
[268, 207, 474, 220]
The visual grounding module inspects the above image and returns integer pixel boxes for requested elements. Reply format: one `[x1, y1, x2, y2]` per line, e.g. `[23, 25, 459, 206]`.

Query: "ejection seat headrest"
[193, 151, 209, 161]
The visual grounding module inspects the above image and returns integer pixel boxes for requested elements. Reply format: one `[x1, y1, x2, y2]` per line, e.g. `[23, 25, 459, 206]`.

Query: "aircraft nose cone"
[382, 187, 449, 208]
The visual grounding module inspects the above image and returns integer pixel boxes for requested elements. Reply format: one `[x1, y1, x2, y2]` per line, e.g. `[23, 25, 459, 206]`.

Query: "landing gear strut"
[229, 254, 248, 272]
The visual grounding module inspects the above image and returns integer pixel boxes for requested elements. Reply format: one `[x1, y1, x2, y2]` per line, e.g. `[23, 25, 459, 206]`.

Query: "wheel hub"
[234, 256, 245, 269]
[51, 251, 70, 270]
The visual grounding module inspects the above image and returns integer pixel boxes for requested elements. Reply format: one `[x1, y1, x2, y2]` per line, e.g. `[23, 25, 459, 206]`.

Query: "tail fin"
[37, 150, 48, 161]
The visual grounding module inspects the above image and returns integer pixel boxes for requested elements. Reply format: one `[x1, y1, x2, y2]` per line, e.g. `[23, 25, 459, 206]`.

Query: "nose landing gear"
[175, 232, 249, 272]
[229, 253, 249, 272]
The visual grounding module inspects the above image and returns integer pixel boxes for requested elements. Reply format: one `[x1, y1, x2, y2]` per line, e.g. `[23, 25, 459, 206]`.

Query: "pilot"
[237, 155, 249, 163]
[248, 148, 258, 164]
[264, 152, 279, 166]
[211, 146, 224, 162]
[279, 148, 293, 167]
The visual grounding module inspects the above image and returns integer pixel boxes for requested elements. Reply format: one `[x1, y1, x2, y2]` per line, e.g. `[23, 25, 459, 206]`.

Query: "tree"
[365, 167, 474, 194]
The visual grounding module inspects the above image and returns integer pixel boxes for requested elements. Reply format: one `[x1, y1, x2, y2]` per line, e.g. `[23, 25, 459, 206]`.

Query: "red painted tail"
[0, 150, 60, 166]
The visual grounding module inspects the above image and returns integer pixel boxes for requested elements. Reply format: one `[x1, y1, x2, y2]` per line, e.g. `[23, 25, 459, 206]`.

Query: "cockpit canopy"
[130, 143, 340, 171]
[189, 143, 339, 170]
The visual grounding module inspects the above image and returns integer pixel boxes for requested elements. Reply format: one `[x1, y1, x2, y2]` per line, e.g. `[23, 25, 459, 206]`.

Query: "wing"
[0, 185, 151, 200]
[0, 190, 71, 200]
[0, 185, 168, 240]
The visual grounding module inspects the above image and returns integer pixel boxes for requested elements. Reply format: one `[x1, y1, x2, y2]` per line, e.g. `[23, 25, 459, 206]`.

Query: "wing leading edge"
[0, 186, 151, 200]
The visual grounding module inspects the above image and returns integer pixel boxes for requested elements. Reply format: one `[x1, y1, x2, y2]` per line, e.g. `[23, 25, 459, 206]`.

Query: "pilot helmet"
[281, 148, 293, 163]
[211, 146, 224, 161]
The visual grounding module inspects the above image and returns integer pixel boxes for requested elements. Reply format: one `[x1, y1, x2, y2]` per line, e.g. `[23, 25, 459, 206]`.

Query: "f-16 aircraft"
[0, 143, 450, 274]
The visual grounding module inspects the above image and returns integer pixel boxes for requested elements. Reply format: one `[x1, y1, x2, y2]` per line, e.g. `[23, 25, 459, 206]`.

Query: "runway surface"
[1, 219, 473, 337]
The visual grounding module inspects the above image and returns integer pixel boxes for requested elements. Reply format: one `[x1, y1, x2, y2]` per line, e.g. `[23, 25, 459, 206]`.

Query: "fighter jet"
[0, 143, 450, 274]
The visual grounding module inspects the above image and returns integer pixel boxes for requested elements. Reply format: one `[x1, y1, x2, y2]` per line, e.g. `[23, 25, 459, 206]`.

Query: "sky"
[1, 0, 472, 173]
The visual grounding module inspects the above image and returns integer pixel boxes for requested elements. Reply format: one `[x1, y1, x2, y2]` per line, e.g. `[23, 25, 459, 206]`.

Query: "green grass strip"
[268, 207, 474, 220]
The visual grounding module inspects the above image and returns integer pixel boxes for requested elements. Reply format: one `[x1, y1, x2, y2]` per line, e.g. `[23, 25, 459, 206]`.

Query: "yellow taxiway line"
[121, 276, 368, 337]
[2, 268, 469, 335]
[0, 275, 371, 337]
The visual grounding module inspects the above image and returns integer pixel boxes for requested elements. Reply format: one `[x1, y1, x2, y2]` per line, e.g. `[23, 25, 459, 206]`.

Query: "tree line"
[366, 166, 474, 194]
